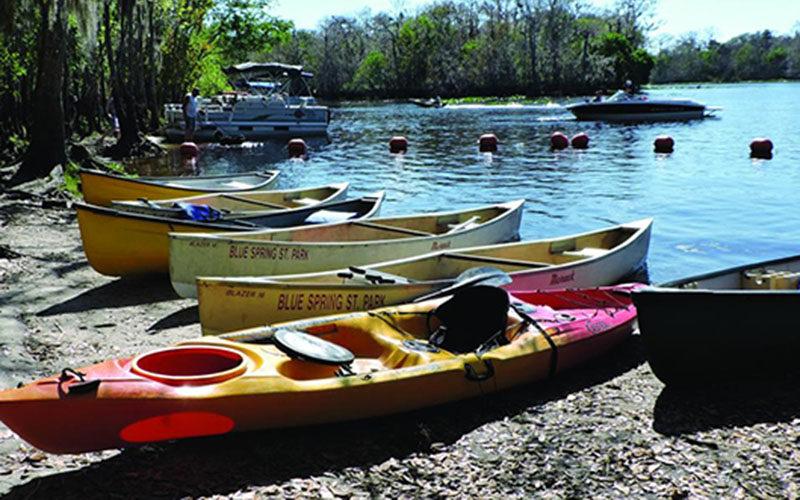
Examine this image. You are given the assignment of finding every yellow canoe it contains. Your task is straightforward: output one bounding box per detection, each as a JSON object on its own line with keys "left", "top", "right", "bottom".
{"left": 169, "top": 200, "right": 525, "bottom": 298}
{"left": 76, "top": 187, "right": 385, "bottom": 276}
{"left": 196, "top": 218, "right": 652, "bottom": 333}
{"left": 79, "top": 168, "right": 280, "bottom": 206}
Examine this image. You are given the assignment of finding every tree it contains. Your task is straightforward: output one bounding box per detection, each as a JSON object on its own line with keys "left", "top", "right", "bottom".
{"left": 11, "top": 0, "right": 73, "bottom": 185}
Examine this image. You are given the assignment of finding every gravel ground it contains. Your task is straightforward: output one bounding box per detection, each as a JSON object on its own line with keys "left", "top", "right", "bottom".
{"left": 0, "top": 180, "right": 798, "bottom": 499}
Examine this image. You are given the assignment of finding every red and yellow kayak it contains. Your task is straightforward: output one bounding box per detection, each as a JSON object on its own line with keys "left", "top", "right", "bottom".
{"left": 0, "top": 285, "right": 640, "bottom": 454}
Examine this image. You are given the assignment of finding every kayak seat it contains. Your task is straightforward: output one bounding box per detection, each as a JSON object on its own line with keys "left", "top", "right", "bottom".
{"left": 428, "top": 285, "right": 510, "bottom": 354}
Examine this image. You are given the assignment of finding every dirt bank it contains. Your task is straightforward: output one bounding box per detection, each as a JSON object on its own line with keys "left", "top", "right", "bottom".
{"left": 0, "top": 181, "right": 798, "bottom": 499}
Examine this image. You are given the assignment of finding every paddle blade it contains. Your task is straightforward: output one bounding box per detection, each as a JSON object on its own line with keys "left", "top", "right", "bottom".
{"left": 413, "top": 267, "right": 511, "bottom": 303}
{"left": 454, "top": 266, "right": 513, "bottom": 287}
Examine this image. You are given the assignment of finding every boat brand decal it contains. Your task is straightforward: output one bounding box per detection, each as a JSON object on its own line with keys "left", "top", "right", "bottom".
{"left": 228, "top": 244, "right": 309, "bottom": 261}
{"left": 549, "top": 270, "right": 575, "bottom": 286}
{"left": 431, "top": 241, "right": 451, "bottom": 251}
{"left": 276, "top": 292, "right": 386, "bottom": 312}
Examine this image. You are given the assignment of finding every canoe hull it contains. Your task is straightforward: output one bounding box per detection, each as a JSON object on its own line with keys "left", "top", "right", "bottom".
{"left": 632, "top": 254, "right": 800, "bottom": 387}
{"left": 196, "top": 218, "right": 651, "bottom": 333}
{"left": 170, "top": 201, "right": 525, "bottom": 298}
{"left": 79, "top": 169, "right": 279, "bottom": 206}
{"left": 633, "top": 288, "right": 800, "bottom": 387}
{"left": 0, "top": 286, "right": 637, "bottom": 454}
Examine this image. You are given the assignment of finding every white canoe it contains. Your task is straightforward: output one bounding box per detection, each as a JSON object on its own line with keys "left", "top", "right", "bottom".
{"left": 170, "top": 200, "right": 525, "bottom": 298}
{"left": 196, "top": 218, "right": 652, "bottom": 333}
{"left": 110, "top": 182, "right": 350, "bottom": 218}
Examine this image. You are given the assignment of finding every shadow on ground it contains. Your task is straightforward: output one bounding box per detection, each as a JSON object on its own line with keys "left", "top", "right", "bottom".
{"left": 2, "top": 338, "right": 646, "bottom": 499}
{"left": 652, "top": 371, "right": 800, "bottom": 436}
{"left": 148, "top": 305, "right": 198, "bottom": 333}
{"left": 37, "top": 275, "right": 181, "bottom": 316}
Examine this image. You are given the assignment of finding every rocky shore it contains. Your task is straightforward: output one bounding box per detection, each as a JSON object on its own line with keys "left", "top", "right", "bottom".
{"left": 0, "top": 176, "right": 798, "bottom": 499}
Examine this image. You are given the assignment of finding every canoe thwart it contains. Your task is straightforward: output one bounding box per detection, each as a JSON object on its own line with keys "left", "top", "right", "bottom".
{"left": 443, "top": 252, "right": 551, "bottom": 268}
{"left": 346, "top": 266, "right": 415, "bottom": 284}
{"left": 351, "top": 220, "right": 433, "bottom": 237}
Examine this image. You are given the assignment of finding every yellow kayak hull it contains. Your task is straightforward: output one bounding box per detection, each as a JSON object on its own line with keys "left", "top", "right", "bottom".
{"left": 0, "top": 287, "right": 637, "bottom": 453}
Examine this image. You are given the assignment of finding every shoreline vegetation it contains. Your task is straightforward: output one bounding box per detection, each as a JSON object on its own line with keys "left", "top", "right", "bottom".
{"left": 1, "top": 0, "right": 799, "bottom": 187}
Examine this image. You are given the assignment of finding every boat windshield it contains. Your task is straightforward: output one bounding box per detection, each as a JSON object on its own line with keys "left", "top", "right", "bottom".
{"left": 607, "top": 90, "right": 635, "bottom": 102}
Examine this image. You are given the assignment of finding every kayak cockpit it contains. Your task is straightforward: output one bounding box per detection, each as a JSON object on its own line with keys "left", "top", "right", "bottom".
{"left": 255, "top": 286, "right": 530, "bottom": 381}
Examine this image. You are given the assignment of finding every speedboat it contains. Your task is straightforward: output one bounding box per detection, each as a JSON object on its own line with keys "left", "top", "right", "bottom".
{"left": 566, "top": 91, "right": 713, "bottom": 122}
{"left": 164, "top": 62, "right": 330, "bottom": 142}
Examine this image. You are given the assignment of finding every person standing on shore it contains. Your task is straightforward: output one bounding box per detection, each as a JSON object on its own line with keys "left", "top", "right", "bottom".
{"left": 182, "top": 87, "right": 200, "bottom": 141}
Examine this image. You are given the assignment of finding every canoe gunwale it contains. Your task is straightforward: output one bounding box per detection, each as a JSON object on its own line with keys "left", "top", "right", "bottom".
{"left": 111, "top": 182, "right": 351, "bottom": 214}
{"left": 79, "top": 167, "right": 281, "bottom": 187}
{"left": 657, "top": 253, "right": 800, "bottom": 288}
{"left": 178, "top": 199, "right": 526, "bottom": 247}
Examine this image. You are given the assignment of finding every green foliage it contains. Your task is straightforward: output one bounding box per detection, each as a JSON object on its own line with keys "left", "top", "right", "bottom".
{"left": 652, "top": 31, "right": 798, "bottom": 83}
{"left": 348, "top": 52, "right": 389, "bottom": 93}
{"left": 629, "top": 49, "right": 654, "bottom": 84}
{"left": 206, "top": 0, "right": 293, "bottom": 64}
{"left": 445, "top": 95, "right": 551, "bottom": 105}
{"left": 61, "top": 161, "right": 82, "bottom": 198}
{"left": 194, "top": 46, "right": 231, "bottom": 96}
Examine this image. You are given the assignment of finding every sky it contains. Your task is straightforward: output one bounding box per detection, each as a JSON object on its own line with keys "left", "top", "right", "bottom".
{"left": 271, "top": 0, "right": 800, "bottom": 44}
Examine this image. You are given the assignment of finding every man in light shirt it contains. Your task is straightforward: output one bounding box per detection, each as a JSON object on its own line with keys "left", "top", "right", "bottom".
{"left": 182, "top": 87, "right": 200, "bottom": 141}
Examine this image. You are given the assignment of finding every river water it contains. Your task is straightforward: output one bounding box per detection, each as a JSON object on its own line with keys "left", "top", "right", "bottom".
{"left": 140, "top": 82, "right": 800, "bottom": 284}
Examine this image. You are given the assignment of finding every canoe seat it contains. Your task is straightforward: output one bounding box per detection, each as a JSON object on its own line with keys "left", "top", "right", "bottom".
{"left": 560, "top": 247, "right": 609, "bottom": 259}
{"left": 445, "top": 216, "right": 481, "bottom": 234}
{"left": 305, "top": 210, "right": 359, "bottom": 224}
{"left": 293, "top": 197, "right": 321, "bottom": 206}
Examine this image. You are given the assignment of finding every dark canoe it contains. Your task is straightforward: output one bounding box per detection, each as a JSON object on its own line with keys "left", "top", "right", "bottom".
{"left": 632, "top": 254, "right": 800, "bottom": 387}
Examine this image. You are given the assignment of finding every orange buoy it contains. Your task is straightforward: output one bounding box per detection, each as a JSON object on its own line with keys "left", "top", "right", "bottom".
{"left": 750, "top": 137, "right": 773, "bottom": 159}
{"left": 550, "top": 132, "right": 569, "bottom": 150}
{"left": 287, "top": 138, "right": 307, "bottom": 158}
{"left": 570, "top": 133, "right": 589, "bottom": 149}
{"left": 654, "top": 135, "right": 674, "bottom": 153}
{"left": 179, "top": 142, "right": 199, "bottom": 157}
{"left": 389, "top": 136, "right": 408, "bottom": 153}
{"left": 478, "top": 133, "right": 499, "bottom": 152}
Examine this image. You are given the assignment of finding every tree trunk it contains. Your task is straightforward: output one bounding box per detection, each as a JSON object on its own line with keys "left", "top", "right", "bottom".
{"left": 147, "top": 0, "right": 160, "bottom": 131}
{"left": 105, "top": 0, "right": 142, "bottom": 158}
{"left": 12, "top": 0, "right": 68, "bottom": 186}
